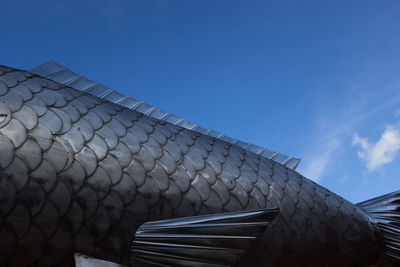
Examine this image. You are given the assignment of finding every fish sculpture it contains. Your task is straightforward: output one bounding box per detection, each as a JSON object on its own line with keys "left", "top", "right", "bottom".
{"left": 0, "top": 61, "right": 398, "bottom": 267}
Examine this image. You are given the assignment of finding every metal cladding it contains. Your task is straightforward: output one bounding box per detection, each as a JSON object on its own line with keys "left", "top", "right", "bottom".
{"left": 358, "top": 191, "right": 400, "bottom": 264}
{"left": 30, "top": 60, "right": 301, "bottom": 171}
{"left": 131, "top": 208, "right": 279, "bottom": 266}
{"left": 0, "top": 63, "right": 396, "bottom": 267}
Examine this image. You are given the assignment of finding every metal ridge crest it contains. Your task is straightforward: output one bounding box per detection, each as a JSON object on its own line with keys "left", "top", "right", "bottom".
{"left": 30, "top": 60, "right": 301, "bottom": 170}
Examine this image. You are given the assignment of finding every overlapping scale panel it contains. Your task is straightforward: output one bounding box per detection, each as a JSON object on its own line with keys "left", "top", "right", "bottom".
{"left": 30, "top": 60, "right": 300, "bottom": 170}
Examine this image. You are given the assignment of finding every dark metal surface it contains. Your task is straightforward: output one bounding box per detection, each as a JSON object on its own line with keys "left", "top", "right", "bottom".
{"left": 131, "top": 208, "right": 278, "bottom": 266}
{"left": 358, "top": 191, "right": 400, "bottom": 265}
{"left": 30, "top": 60, "right": 301, "bottom": 170}
{"left": 0, "top": 64, "right": 389, "bottom": 267}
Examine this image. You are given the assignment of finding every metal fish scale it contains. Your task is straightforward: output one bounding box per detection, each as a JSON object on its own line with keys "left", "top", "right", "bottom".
{"left": 0, "top": 64, "right": 397, "bottom": 267}
{"left": 30, "top": 60, "right": 301, "bottom": 170}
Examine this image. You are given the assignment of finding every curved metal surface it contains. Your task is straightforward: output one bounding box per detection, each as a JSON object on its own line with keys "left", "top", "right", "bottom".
{"left": 358, "top": 191, "right": 400, "bottom": 265}
{"left": 30, "top": 60, "right": 301, "bottom": 170}
{"left": 0, "top": 64, "right": 385, "bottom": 266}
{"left": 131, "top": 208, "right": 278, "bottom": 266}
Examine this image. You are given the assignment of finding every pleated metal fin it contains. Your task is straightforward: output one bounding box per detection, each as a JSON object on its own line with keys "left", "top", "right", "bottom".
{"left": 358, "top": 191, "right": 400, "bottom": 265}
{"left": 130, "top": 208, "right": 279, "bottom": 267}
{"left": 30, "top": 60, "right": 301, "bottom": 170}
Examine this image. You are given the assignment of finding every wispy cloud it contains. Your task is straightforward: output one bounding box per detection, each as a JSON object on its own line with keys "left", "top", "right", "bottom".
{"left": 300, "top": 131, "right": 343, "bottom": 182}
{"left": 353, "top": 125, "right": 400, "bottom": 172}
{"left": 297, "top": 79, "right": 400, "bottom": 182}
{"left": 339, "top": 174, "right": 349, "bottom": 184}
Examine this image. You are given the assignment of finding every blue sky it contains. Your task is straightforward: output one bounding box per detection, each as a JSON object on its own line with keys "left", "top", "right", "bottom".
{"left": 1, "top": 0, "right": 400, "bottom": 203}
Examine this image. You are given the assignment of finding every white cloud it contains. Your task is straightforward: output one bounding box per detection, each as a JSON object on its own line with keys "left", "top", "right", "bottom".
{"left": 297, "top": 78, "right": 400, "bottom": 183}
{"left": 299, "top": 135, "right": 341, "bottom": 182}
{"left": 352, "top": 125, "right": 400, "bottom": 172}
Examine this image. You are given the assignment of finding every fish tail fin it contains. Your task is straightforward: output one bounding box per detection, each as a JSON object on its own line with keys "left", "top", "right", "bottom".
{"left": 358, "top": 191, "right": 400, "bottom": 265}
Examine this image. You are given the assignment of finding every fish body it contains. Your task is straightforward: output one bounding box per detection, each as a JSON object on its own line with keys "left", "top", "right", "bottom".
{"left": 0, "top": 64, "right": 396, "bottom": 266}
